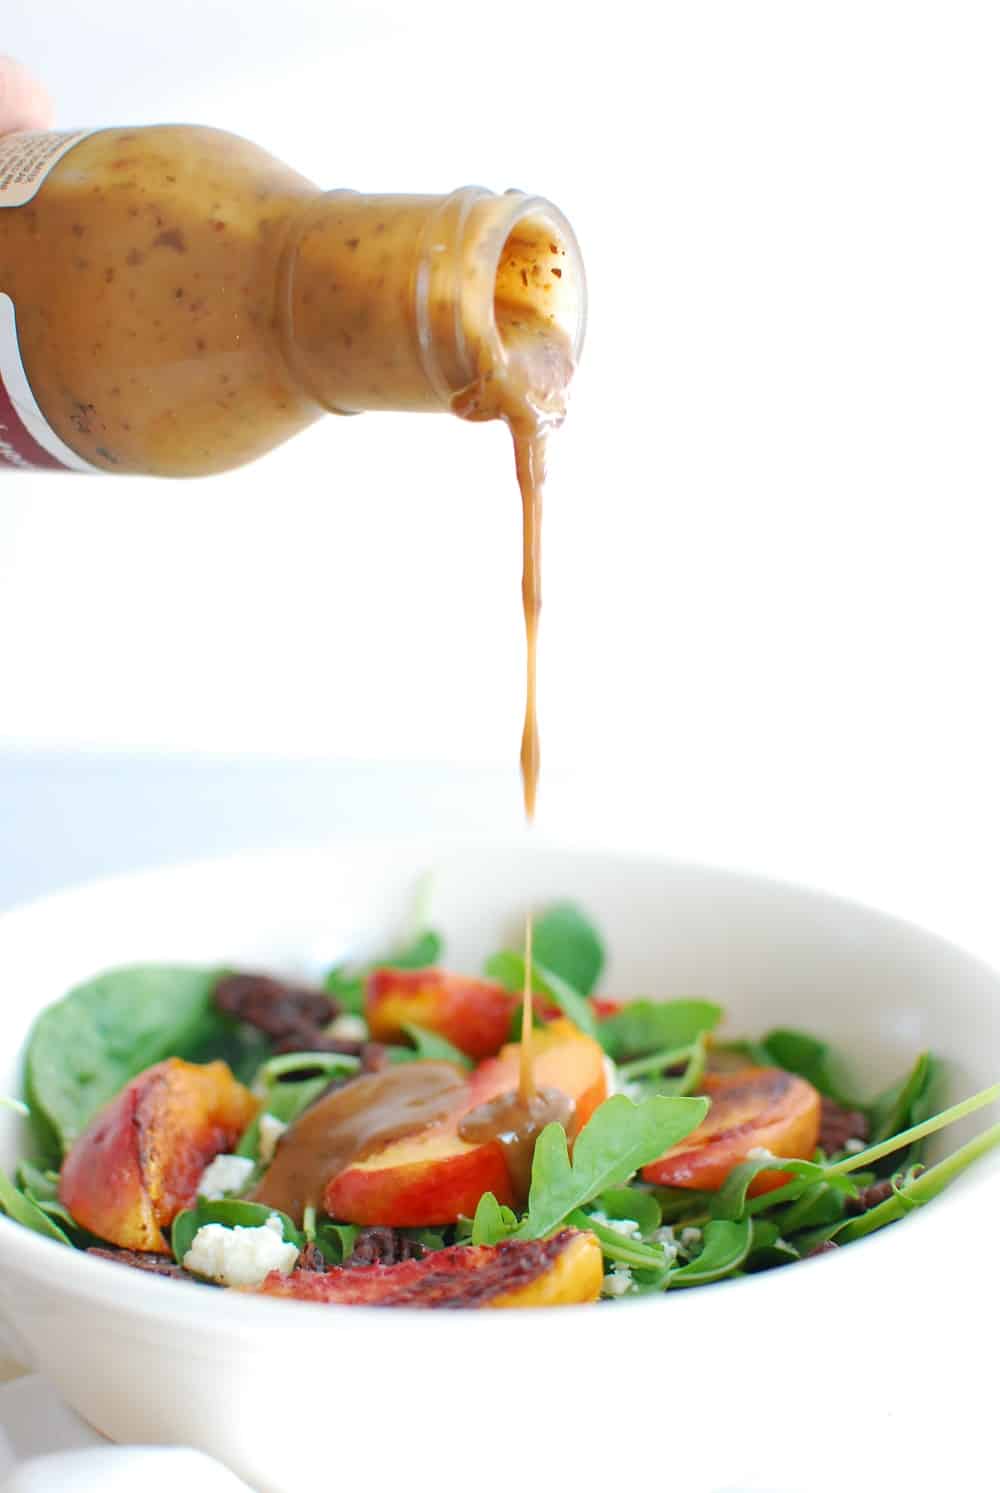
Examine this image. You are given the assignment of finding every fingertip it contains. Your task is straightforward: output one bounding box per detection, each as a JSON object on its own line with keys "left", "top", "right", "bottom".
{"left": 0, "top": 56, "right": 54, "bottom": 133}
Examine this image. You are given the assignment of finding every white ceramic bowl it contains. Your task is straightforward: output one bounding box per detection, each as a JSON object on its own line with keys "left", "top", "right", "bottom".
{"left": 0, "top": 842, "right": 997, "bottom": 1493}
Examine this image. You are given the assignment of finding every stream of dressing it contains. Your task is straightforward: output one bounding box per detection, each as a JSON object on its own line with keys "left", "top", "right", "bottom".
{"left": 256, "top": 304, "right": 577, "bottom": 1216}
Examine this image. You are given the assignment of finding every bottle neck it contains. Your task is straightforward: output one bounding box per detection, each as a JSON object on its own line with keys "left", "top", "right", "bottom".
{"left": 278, "top": 186, "right": 586, "bottom": 422}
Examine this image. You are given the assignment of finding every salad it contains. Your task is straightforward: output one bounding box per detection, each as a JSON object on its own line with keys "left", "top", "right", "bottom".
{"left": 2, "top": 902, "right": 997, "bottom": 1309}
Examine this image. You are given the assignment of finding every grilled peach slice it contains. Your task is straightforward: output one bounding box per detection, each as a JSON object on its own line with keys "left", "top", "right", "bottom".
{"left": 366, "top": 968, "right": 518, "bottom": 1059}
{"left": 325, "top": 1019, "right": 608, "bottom": 1225}
{"left": 255, "top": 1229, "right": 602, "bottom": 1308}
{"left": 641, "top": 1066, "right": 821, "bottom": 1195}
{"left": 59, "top": 1059, "right": 257, "bottom": 1253}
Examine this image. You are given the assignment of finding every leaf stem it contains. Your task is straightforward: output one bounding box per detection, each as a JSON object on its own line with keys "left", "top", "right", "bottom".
{"left": 618, "top": 1043, "right": 694, "bottom": 1083}
{"left": 836, "top": 1119, "right": 1000, "bottom": 1243}
{"left": 827, "top": 1083, "right": 999, "bottom": 1177}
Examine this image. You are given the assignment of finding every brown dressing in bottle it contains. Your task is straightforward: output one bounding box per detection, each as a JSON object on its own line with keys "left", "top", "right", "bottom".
{"left": 253, "top": 1061, "right": 465, "bottom": 1224}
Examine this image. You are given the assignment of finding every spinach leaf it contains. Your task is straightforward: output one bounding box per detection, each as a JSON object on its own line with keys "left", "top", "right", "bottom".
{"left": 757, "top": 1028, "right": 859, "bottom": 1108}
{"left": 598, "top": 1001, "right": 722, "bottom": 1062}
{"left": 400, "top": 1024, "right": 473, "bottom": 1070}
{"left": 16, "top": 1161, "right": 59, "bottom": 1203}
{"left": 25, "top": 964, "right": 229, "bottom": 1153}
{"left": 485, "top": 951, "right": 598, "bottom": 1038}
{"left": 530, "top": 904, "right": 605, "bottom": 997}
{"left": 0, "top": 1166, "right": 73, "bottom": 1246}
{"left": 667, "top": 1217, "right": 752, "bottom": 1286}
{"left": 172, "top": 1199, "right": 303, "bottom": 1265}
{"left": 518, "top": 1093, "right": 708, "bottom": 1241}
{"left": 471, "top": 1192, "right": 520, "bottom": 1245}
{"left": 325, "top": 930, "right": 443, "bottom": 1015}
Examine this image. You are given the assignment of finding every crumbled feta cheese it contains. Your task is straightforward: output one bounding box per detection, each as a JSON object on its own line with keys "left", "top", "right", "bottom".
{"left": 679, "top": 1226, "right": 703, "bottom": 1251}
{"left": 183, "top": 1214, "right": 299, "bottom": 1287}
{"left": 588, "top": 1209, "right": 643, "bottom": 1241}
{"left": 196, "top": 1153, "right": 255, "bottom": 1201}
{"left": 326, "top": 1013, "right": 369, "bottom": 1043}
{"left": 844, "top": 1137, "right": 865, "bottom": 1154}
{"left": 601, "top": 1263, "right": 634, "bottom": 1298}
{"left": 257, "top": 1112, "right": 288, "bottom": 1165}
{"left": 747, "top": 1147, "right": 774, "bottom": 1161}
{"left": 651, "top": 1225, "right": 679, "bottom": 1262}
{"left": 621, "top": 1081, "right": 647, "bottom": 1103}
{"left": 603, "top": 1056, "right": 620, "bottom": 1094}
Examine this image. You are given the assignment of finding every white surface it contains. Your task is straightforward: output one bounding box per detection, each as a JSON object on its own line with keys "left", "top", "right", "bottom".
{"left": 1, "top": 1, "right": 1000, "bottom": 885}
{"left": 0, "top": 841, "right": 996, "bottom": 1493}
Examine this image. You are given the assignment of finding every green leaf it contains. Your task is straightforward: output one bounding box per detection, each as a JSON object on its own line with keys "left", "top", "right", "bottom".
{"left": 744, "top": 1218, "right": 800, "bottom": 1272}
{"left": 16, "top": 1161, "right": 60, "bottom": 1203}
{"left": 598, "top": 1001, "right": 722, "bottom": 1062}
{"left": 172, "top": 1199, "right": 303, "bottom": 1266}
{"left": 711, "top": 1154, "right": 854, "bottom": 1221}
{"left": 314, "top": 1221, "right": 359, "bottom": 1265}
{"left": 0, "top": 1166, "right": 73, "bottom": 1246}
{"left": 667, "top": 1217, "right": 753, "bottom": 1286}
{"left": 530, "top": 903, "right": 605, "bottom": 997}
{"left": 400, "top": 1024, "right": 473, "bottom": 1070}
{"left": 569, "top": 1210, "right": 667, "bottom": 1269}
{"left": 25, "top": 965, "right": 229, "bottom": 1153}
{"left": 868, "top": 1052, "right": 939, "bottom": 1151}
{"left": 757, "top": 1028, "right": 859, "bottom": 1108}
{"left": 471, "top": 1191, "right": 520, "bottom": 1245}
{"left": 484, "top": 951, "right": 598, "bottom": 1039}
{"left": 324, "top": 930, "right": 443, "bottom": 1015}
{"left": 518, "top": 1093, "right": 708, "bottom": 1241}
{"left": 593, "top": 1186, "right": 662, "bottom": 1238}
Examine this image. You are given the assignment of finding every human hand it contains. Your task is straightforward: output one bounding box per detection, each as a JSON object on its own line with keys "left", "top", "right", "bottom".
{"left": 0, "top": 57, "right": 52, "bottom": 133}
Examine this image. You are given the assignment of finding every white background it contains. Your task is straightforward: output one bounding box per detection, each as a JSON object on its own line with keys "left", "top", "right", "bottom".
{"left": 2, "top": 1, "right": 1000, "bottom": 950}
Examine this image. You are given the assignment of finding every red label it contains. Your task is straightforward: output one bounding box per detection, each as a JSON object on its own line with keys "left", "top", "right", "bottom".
{"left": 0, "top": 372, "right": 65, "bottom": 470}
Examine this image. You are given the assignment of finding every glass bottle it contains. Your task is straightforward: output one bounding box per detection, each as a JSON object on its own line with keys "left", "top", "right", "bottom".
{"left": 0, "top": 125, "right": 586, "bottom": 476}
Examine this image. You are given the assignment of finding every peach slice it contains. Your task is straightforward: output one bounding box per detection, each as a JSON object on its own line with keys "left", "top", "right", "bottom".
{"left": 325, "top": 1019, "right": 608, "bottom": 1226}
{"left": 59, "top": 1058, "right": 258, "bottom": 1253}
{"left": 255, "top": 1228, "right": 602, "bottom": 1308}
{"left": 366, "top": 968, "right": 518, "bottom": 1059}
{"left": 641, "top": 1066, "right": 821, "bottom": 1194}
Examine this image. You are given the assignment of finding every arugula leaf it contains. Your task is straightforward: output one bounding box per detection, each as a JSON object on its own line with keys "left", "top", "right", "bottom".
{"left": 744, "top": 1218, "right": 800, "bottom": 1272}
{"left": 485, "top": 952, "right": 598, "bottom": 1039}
{"left": 568, "top": 1210, "right": 667, "bottom": 1269}
{"left": 471, "top": 1192, "right": 520, "bottom": 1245}
{"left": 667, "top": 1218, "right": 752, "bottom": 1286}
{"left": 868, "top": 1052, "right": 940, "bottom": 1155}
{"left": 757, "top": 1028, "right": 859, "bottom": 1108}
{"left": 598, "top": 1001, "right": 722, "bottom": 1062}
{"left": 593, "top": 1186, "right": 662, "bottom": 1238}
{"left": 314, "top": 1221, "right": 359, "bottom": 1265}
{"left": 530, "top": 904, "right": 605, "bottom": 997}
{"left": 25, "top": 965, "right": 230, "bottom": 1153}
{"left": 325, "top": 930, "right": 443, "bottom": 1015}
{"left": 172, "top": 1199, "right": 303, "bottom": 1265}
{"left": 400, "top": 1024, "right": 473, "bottom": 1070}
{"left": 0, "top": 1166, "right": 73, "bottom": 1246}
{"left": 518, "top": 1094, "right": 708, "bottom": 1241}
{"left": 711, "top": 1154, "right": 855, "bottom": 1221}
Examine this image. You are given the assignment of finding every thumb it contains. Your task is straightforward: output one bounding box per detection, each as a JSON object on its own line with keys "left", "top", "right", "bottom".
{"left": 0, "top": 58, "right": 53, "bottom": 134}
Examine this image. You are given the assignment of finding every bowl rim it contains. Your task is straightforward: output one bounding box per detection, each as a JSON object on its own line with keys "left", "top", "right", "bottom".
{"left": 0, "top": 835, "right": 996, "bottom": 1337}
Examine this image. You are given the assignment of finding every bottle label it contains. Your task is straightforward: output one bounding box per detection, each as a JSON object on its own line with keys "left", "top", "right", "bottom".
{"left": 0, "top": 130, "right": 94, "bottom": 208}
{"left": 0, "top": 294, "right": 98, "bottom": 472}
